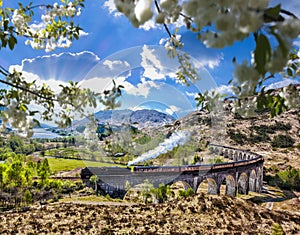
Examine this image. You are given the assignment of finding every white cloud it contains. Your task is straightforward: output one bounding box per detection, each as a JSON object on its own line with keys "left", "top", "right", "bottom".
{"left": 8, "top": 66, "right": 68, "bottom": 93}
{"left": 205, "top": 55, "right": 223, "bottom": 69}
{"left": 102, "top": 59, "right": 130, "bottom": 71}
{"left": 9, "top": 51, "right": 100, "bottom": 82}
{"left": 212, "top": 85, "right": 234, "bottom": 95}
{"left": 82, "top": 75, "right": 161, "bottom": 98}
{"left": 103, "top": 0, "right": 122, "bottom": 17}
{"left": 125, "top": 78, "right": 162, "bottom": 97}
{"left": 165, "top": 105, "right": 180, "bottom": 116}
{"left": 79, "top": 30, "right": 89, "bottom": 37}
{"left": 293, "top": 37, "right": 300, "bottom": 47}
{"left": 159, "top": 37, "right": 168, "bottom": 46}
{"left": 128, "top": 106, "right": 144, "bottom": 111}
{"left": 266, "top": 79, "right": 300, "bottom": 90}
{"left": 79, "top": 77, "right": 120, "bottom": 93}
{"left": 140, "top": 45, "right": 178, "bottom": 80}
{"left": 141, "top": 45, "right": 166, "bottom": 80}
{"left": 185, "top": 91, "right": 198, "bottom": 98}
{"left": 18, "top": 51, "right": 100, "bottom": 65}
{"left": 139, "top": 18, "right": 159, "bottom": 31}
{"left": 29, "top": 22, "right": 45, "bottom": 32}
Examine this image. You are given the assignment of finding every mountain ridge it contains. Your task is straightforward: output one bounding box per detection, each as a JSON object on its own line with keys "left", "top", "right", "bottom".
{"left": 73, "top": 109, "right": 176, "bottom": 129}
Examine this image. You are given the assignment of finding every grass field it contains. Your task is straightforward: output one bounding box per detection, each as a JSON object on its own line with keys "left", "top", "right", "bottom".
{"left": 47, "top": 158, "right": 122, "bottom": 172}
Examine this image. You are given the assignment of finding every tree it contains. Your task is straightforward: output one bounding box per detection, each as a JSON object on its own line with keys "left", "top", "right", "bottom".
{"left": 37, "top": 159, "right": 51, "bottom": 186}
{"left": 0, "top": 164, "right": 7, "bottom": 189}
{"left": 6, "top": 158, "right": 24, "bottom": 187}
{"left": 23, "top": 189, "right": 32, "bottom": 205}
{"left": 0, "top": 1, "right": 123, "bottom": 135}
{"left": 0, "top": 0, "right": 300, "bottom": 135}
{"left": 24, "top": 161, "right": 35, "bottom": 186}
{"left": 8, "top": 134, "right": 23, "bottom": 152}
{"left": 89, "top": 175, "right": 98, "bottom": 195}
{"left": 150, "top": 183, "right": 173, "bottom": 203}
{"left": 141, "top": 179, "right": 154, "bottom": 203}
{"left": 116, "top": 0, "right": 300, "bottom": 117}
{"left": 125, "top": 180, "right": 131, "bottom": 191}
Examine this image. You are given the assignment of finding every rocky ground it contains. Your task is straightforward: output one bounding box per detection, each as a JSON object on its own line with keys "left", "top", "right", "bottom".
{"left": 0, "top": 193, "right": 299, "bottom": 234}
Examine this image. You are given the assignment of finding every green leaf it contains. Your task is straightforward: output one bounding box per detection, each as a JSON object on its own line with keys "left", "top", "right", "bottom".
{"left": 19, "top": 103, "right": 27, "bottom": 111}
{"left": 264, "top": 4, "right": 281, "bottom": 23}
{"left": 287, "top": 68, "right": 293, "bottom": 77}
{"left": 8, "top": 36, "right": 17, "bottom": 50}
{"left": 3, "top": 20, "right": 9, "bottom": 30}
{"left": 272, "top": 32, "right": 289, "bottom": 58}
{"left": 254, "top": 34, "right": 271, "bottom": 76}
{"left": 33, "top": 118, "right": 40, "bottom": 127}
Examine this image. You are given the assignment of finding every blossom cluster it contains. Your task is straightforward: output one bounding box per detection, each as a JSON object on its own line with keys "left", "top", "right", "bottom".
{"left": 11, "top": 2, "right": 82, "bottom": 52}
{"left": 183, "top": 0, "right": 269, "bottom": 48}
{"left": 164, "top": 34, "right": 183, "bottom": 57}
{"left": 232, "top": 61, "right": 260, "bottom": 97}
{"left": 11, "top": 9, "right": 32, "bottom": 35}
{"left": 114, "top": 0, "right": 181, "bottom": 28}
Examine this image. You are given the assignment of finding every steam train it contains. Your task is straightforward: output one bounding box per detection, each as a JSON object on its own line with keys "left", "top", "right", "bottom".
{"left": 130, "top": 155, "right": 263, "bottom": 173}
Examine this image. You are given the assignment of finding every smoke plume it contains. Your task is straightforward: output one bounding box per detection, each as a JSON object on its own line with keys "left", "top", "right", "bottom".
{"left": 128, "top": 130, "right": 190, "bottom": 166}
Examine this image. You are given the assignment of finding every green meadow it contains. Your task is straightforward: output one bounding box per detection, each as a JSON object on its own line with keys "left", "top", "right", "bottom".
{"left": 47, "top": 158, "right": 122, "bottom": 172}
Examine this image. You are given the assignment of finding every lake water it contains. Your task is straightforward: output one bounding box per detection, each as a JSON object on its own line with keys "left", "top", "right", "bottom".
{"left": 31, "top": 128, "right": 61, "bottom": 139}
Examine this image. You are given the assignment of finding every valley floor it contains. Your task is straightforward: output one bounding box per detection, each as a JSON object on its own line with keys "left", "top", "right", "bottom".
{"left": 0, "top": 193, "right": 299, "bottom": 234}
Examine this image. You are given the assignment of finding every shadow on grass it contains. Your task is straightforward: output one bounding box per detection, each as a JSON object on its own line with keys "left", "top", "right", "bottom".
{"left": 246, "top": 186, "right": 297, "bottom": 204}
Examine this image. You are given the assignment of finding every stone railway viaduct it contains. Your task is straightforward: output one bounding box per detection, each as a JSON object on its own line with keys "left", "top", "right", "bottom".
{"left": 81, "top": 145, "right": 264, "bottom": 198}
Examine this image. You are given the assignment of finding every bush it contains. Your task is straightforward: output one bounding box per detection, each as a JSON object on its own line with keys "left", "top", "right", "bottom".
{"left": 151, "top": 184, "right": 173, "bottom": 203}
{"left": 178, "top": 188, "right": 195, "bottom": 198}
{"left": 228, "top": 129, "right": 247, "bottom": 145}
{"left": 266, "top": 167, "right": 300, "bottom": 190}
{"left": 271, "top": 223, "right": 284, "bottom": 235}
{"left": 277, "top": 167, "right": 300, "bottom": 190}
{"left": 24, "top": 189, "right": 32, "bottom": 205}
{"left": 208, "top": 158, "right": 223, "bottom": 164}
{"left": 271, "top": 135, "right": 295, "bottom": 148}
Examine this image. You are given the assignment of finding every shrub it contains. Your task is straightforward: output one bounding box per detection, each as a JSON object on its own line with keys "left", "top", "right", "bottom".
{"left": 277, "top": 167, "right": 300, "bottom": 190}
{"left": 271, "top": 135, "right": 295, "bottom": 148}
{"left": 24, "top": 189, "right": 32, "bottom": 205}
{"left": 271, "top": 122, "right": 292, "bottom": 132}
{"left": 266, "top": 167, "right": 300, "bottom": 190}
{"left": 151, "top": 184, "right": 173, "bottom": 203}
{"left": 271, "top": 223, "right": 284, "bottom": 235}
{"left": 228, "top": 129, "right": 247, "bottom": 145}
{"left": 208, "top": 158, "right": 223, "bottom": 164}
{"left": 179, "top": 188, "right": 195, "bottom": 198}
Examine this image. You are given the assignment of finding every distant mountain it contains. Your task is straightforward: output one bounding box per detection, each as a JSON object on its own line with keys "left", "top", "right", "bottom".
{"left": 73, "top": 109, "right": 176, "bottom": 129}
{"left": 35, "top": 123, "right": 54, "bottom": 129}
{"left": 129, "top": 109, "right": 176, "bottom": 128}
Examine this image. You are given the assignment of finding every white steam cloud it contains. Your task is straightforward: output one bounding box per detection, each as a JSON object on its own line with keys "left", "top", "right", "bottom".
{"left": 128, "top": 130, "right": 190, "bottom": 166}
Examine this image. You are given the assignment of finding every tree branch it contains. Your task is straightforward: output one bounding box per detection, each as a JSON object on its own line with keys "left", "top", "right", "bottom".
{"left": 0, "top": 65, "right": 57, "bottom": 102}
{"left": 0, "top": 77, "right": 57, "bottom": 102}
{"left": 154, "top": 0, "right": 173, "bottom": 40}
{"left": 280, "top": 9, "right": 299, "bottom": 20}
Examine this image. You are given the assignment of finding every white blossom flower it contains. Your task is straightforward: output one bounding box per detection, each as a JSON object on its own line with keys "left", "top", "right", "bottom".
{"left": 248, "top": 0, "right": 270, "bottom": 10}
{"left": 135, "top": 0, "right": 153, "bottom": 24}
{"left": 160, "top": 0, "right": 177, "bottom": 11}
{"left": 277, "top": 18, "right": 300, "bottom": 39}
{"left": 77, "top": 8, "right": 82, "bottom": 16}
{"left": 156, "top": 12, "right": 165, "bottom": 24}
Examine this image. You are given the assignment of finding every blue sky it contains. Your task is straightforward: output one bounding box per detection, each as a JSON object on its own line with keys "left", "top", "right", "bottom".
{"left": 1, "top": 0, "right": 300, "bottom": 120}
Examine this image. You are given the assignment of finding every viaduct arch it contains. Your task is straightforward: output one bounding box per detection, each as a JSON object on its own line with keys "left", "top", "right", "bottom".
{"left": 81, "top": 145, "right": 264, "bottom": 198}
